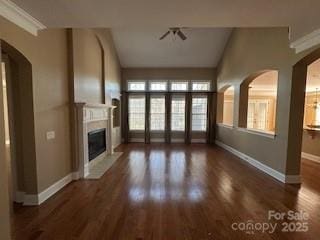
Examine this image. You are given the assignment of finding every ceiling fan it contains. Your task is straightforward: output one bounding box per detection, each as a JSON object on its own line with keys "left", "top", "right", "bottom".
{"left": 159, "top": 27, "right": 187, "bottom": 41}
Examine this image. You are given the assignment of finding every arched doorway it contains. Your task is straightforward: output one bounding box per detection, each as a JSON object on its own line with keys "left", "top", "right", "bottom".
{"left": 291, "top": 48, "right": 320, "bottom": 182}
{"left": 0, "top": 40, "right": 38, "bottom": 205}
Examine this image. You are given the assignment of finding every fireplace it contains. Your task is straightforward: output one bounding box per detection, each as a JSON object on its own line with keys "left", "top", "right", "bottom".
{"left": 88, "top": 128, "right": 106, "bottom": 161}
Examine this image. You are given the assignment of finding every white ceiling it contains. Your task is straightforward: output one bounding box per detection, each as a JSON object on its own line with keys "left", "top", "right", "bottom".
{"left": 8, "top": 0, "right": 320, "bottom": 67}
{"left": 111, "top": 27, "right": 231, "bottom": 68}
{"left": 10, "top": 1, "right": 320, "bottom": 31}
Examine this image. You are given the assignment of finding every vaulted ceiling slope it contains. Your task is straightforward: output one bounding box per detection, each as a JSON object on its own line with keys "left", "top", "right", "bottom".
{"left": 10, "top": 0, "right": 320, "bottom": 41}
{"left": 111, "top": 28, "right": 232, "bottom": 68}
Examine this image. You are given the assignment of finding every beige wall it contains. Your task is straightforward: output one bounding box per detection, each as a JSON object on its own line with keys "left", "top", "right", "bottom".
{"left": 302, "top": 131, "right": 320, "bottom": 156}
{"left": 216, "top": 27, "right": 320, "bottom": 175}
{"left": 95, "top": 29, "right": 122, "bottom": 104}
{"left": 72, "top": 29, "right": 104, "bottom": 104}
{"left": 0, "top": 17, "right": 71, "bottom": 193}
{"left": 71, "top": 29, "right": 122, "bottom": 104}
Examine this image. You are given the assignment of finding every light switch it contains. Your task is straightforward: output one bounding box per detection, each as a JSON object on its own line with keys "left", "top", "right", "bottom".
{"left": 46, "top": 131, "right": 55, "bottom": 140}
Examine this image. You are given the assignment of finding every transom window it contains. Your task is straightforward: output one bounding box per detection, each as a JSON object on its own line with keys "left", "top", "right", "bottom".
{"left": 171, "top": 96, "right": 186, "bottom": 131}
{"left": 128, "top": 81, "right": 145, "bottom": 91}
{"left": 129, "top": 96, "right": 145, "bottom": 130}
{"left": 170, "top": 82, "right": 188, "bottom": 91}
{"left": 192, "top": 97, "right": 208, "bottom": 131}
{"left": 150, "top": 96, "right": 165, "bottom": 130}
{"left": 192, "top": 82, "right": 210, "bottom": 91}
{"left": 150, "top": 81, "right": 167, "bottom": 91}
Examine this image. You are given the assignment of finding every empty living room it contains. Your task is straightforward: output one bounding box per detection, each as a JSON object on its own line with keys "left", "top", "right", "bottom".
{"left": 1, "top": 1, "right": 320, "bottom": 239}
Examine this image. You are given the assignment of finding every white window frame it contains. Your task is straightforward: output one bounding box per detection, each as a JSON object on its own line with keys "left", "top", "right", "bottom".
{"left": 150, "top": 95, "right": 166, "bottom": 131}
{"left": 127, "top": 80, "right": 146, "bottom": 92}
{"left": 171, "top": 95, "right": 186, "bottom": 131}
{"left": 191, "top": 96, "right": 208, "bottom": 132}
{"left": 128, "top": 95, "right": 146, "bottom": 131}
{"left": 247, "top": 99, "right": 273, "bottom": 133}
{"left": 149, "top": 81, "right": 168, "bottom": 91}
{"left": 191, "top": 81, "right": 211, "bottom": 91}
{"left": 170, "top": 81, "right": 189, "bottom": 92}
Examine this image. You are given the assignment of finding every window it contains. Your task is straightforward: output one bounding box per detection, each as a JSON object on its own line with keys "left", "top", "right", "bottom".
{"left": 170, "top": 82, "right": 188, "bottom": 91}
{"left": 222, "top": 86, "right": 234, "bottom": 126}
{"left": 171, "top": 96, "right": 185, "bottom": 131}
{"left": 150, "top": 81, "right": 167, "bottom": 91}
{"left": 246, "top": 71, "right": 278, "bottom": 133}
{"left": 191, "top": 97, "right": 208, "bottom": 131}
{"left": 192, "top": 82, "right": 210, "bottom": 91}
{"left": 150, "top": 96, "right": 165, "bottom": 130}
{"left": 128, "top": 81, "right": 145, "bottom": 91}
{"left": 247, "top": 100, "right": 270, "bottom": 131}
{"left": 129, "top": 96, "right": 145, "bottom": 130}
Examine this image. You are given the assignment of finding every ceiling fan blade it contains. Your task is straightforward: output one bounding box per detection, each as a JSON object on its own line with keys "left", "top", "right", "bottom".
{"left": 177, "top": 30, "right": 187, "bottom": 40}
{"left": 159, "top": 31, "right": 170, "bottom": 40}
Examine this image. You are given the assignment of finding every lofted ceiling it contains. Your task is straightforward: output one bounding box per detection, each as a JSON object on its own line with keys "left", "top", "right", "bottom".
{"left": 9, "top": 0, "right": 320, "bottom": 36}
{"left": 111, "top": 27, "right": 232, "bottom": 68}
{"left": 8, "top": 0, "right": 320, "bottom": 67}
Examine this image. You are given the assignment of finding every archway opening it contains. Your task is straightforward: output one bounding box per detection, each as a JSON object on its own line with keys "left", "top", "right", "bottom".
{"left": 247, "top": 71, "right": 278, "bottom": 133}
{"left": 217, "top": 85, "right": 234, "bottom": 126}
{"left": 1, "top": 40, "right": 37, "bottom": 206}
{"left": 301, "top": 58, "right": 320, "bottom": 164}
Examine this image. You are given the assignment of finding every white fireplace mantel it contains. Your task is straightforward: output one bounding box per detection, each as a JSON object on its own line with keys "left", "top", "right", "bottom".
{"left": 74, "top": 102, "right": 117, "bottom": 178}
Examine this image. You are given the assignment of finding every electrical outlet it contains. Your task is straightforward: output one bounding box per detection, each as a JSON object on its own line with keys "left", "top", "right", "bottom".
{"left": 46, "top": 131, "right": 55, "bottom": 140}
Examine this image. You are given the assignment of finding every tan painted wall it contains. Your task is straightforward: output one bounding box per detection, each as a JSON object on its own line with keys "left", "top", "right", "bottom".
{"left": 95, "top": 29, "right": 122, "bottom": 104}
{"left": 0, "top": 17, "right": 71, "bottom": 193}
{"left": 302, "top": 131, "right": 320, "bottom": 156}
{"left": 72, "top": 29, "right": 104, "bottom": 104}
{"left": 216, "top": 27, "right": 320, "bottom": 175}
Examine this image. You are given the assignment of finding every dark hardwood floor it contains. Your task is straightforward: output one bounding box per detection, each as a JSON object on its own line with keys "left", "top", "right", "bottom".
{"left": 11, "top": 144, "right": 320, "bottom": 240}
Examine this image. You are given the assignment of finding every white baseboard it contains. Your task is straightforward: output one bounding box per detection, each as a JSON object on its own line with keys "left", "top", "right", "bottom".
{"left": 301, "top": 152, "right": 320, "bottom": 163}
{"left": 150, "top": 138, "right": 165, "bottom": 143}
{"left": 215, "top": 140, "right": 300, "bottom": 184}
{"left": 14, "top": 191, "right": 25, "bottom": 203}
{"left": 71, "top": 171, "right": 80, "bottom": 180}
{"left": 171, "top": 138, "right": 185, "bottom": 143}
{"left": 23, "top": 172, "right": 76, "bottom": 206}
{"left": 23, "top": 194, "right": 38, "bottom": 206}
{"left": 191, "top": 139, "right": 207, "bottom": 143}
{"left": 129, "top": 138, "right": 144, "bottom": 143}
{"left": 84, "top": 164, "right": 89, "bottom": 178}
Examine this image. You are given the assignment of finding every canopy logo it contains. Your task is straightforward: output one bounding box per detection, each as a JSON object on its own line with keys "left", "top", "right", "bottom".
{"left": 231, "top": 210, "right": 309, "bottom": 235}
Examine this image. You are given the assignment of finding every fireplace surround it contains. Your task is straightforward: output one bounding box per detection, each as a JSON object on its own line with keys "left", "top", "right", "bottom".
{"left": 74, "top": 103, "right": 117, "bottom": 178}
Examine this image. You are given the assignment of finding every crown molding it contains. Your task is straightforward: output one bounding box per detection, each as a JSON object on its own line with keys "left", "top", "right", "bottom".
{"left": 290, "top": 29, "right": 320, "bottom": 54}
{"left": 0, "top": 0, "right": 46, "bottom": 36}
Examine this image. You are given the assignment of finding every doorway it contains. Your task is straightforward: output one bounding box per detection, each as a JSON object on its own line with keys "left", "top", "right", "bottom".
{"left": 0, "top": 40, "right": 38, "bottom": 206}
{"left": 301, "top": 59, "right": 320, "bottom": 163}
{"left": 1, "top": 58, "right": 18, "bottom": 206}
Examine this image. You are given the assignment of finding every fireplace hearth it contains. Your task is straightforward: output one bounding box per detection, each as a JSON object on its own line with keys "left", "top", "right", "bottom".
{"left": 88, "top": 128, "right": 106, "bottom": 161}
